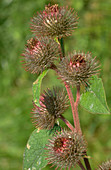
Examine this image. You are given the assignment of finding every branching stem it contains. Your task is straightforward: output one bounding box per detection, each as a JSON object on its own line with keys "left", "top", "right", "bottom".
{"left": 60, "top": 115, "right": 74, "bottom": 131}
{"left": 52, "top": 36, "right": 91, "bottom": 169}
{"left": 64, "top": 82, "right": 81, "bottom": 133}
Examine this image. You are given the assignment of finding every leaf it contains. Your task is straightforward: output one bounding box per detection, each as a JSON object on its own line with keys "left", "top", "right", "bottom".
{"left": 32, "top": 70, "right": 48, "bottom": 106}
{"left": 23, "top": 129, "right": 49, "bottom": 170}
{"left": 23, "top": 124, "right": 61, "bottom": 170}
{"left": 80, "top": 75, "right": 110, "bottom": 114}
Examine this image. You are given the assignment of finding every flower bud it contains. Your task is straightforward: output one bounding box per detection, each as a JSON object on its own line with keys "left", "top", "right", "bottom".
{"left": 31, "top": 87, "right": 69, "bottom": 129}
{"left": 21, "top": 37, "right": 59, "bottom": 74}
{"left": 31, "top": 4, "right": 78, "bottom": 38}
{"left": 46, "top": 130, "right": 87, "bottom": 169}
{"left": 97, "top": 160, "right": 111, "bottom": 170}
{"left": 58, "top": 51, "right": 100, "bottom": 86}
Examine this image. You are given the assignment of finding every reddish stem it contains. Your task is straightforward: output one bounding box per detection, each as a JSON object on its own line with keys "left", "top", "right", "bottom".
{"left": 64, "top": 82, "right": 81, "bottom": 133}
{"left": 50, "top": 65, "right": 91, "bottom": 169}
{"left": 50, "top": 65, "right": 82, "bottom": 134}
{"left": 76, "top": 85, "right": 81, "bottom": 105}
{"left": 74, "top": 85, "right": 82, "bottom": 134}
{"left": 75, "top": 86, "right": 91, "bottom": 169}
{"left": 59, "top": 115, "right": 74, "bottom": 132}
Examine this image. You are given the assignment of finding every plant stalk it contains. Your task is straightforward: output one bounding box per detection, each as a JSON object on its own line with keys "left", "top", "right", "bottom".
{"left": 74, "top": 85, "right": 82, "bottom": 134}
{"left": 60, "top": 115, "right": 74, "bottom": 131}
{"left": 51, "top": 37, "right": 92, "bottom": 170}
{"left": 84, "top": 153, "right": 92, "bottom": 170}
{"left": 58, "top": 38, "right": 65, "bottom": 59}
{"left": 75, "top": 85, "right": 81, "bottom": 105}
{"left": 64, "top": 82, "right": 81, "bottom": 133}
{"left": 75, "top": 86, "right": 91, "bottom": 169}
{"left": 58, "top": 38, "right": 82, "bottom": 134}
{"left": 78, "top": 161, "right": 86, "bottom": 170}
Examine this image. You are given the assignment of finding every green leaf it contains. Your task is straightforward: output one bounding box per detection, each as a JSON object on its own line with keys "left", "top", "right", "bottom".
{"left": 32, "top": 70, "right": 48, "bottom": 106}
{"left": 80, "top": 75, "right": 110, "bottom": 114}
{"left": 23, "top": 124, "right": 61, "bottom": 170}
{"left": 23, "top": 129, "right": 49, "bottom": 170}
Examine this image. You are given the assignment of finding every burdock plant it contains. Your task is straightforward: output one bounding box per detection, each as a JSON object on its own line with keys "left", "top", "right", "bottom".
{"left": 21, "top": 4, "right": 110, "bottom": 170}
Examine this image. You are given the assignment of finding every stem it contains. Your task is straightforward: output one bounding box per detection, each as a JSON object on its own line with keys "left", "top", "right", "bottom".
{"left": 58, "top": 37, "right": 82, "bottom": 134}
{"left": 76, "top": 85, "right": 81, "bottom": 105}
{"left": 50, "top": 62, "right": 82, "bottom": 134}
{"left": 59, "top": 115, "right": 74, "bottom": 131}
{"left": 64, "top": 82, "right": 81, "bottom": 133}
{"left": 58, "top": 38, "right": 65, "bottom": 59}
{"left": 78, "top": 161, "right": 86, "bottom": 170}
{"left": 74, "top": 85, "right": 82, "bottom": 135}
{"left": 51, "top": 40, "right": 92, "bottom": 170}
{"left": 52, "top": 39, "right": 82, "bottom": 134}
{"left": 84, "top": 153, "right": 92, "bottom": 170}
{"left": 58, "top": 36, "right": 82, "bottom": 134}
{"left": 74, "top": 86, "right": 91, "bottom": 169}
{"left": 75, "top": 86, "right": 91, "bottom": 169}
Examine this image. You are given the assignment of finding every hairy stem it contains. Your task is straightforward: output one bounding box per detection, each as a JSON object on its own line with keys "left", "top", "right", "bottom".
{"left": 60, "top": 115, "right": 74, "bottom": 131}
{"left": 78, "top": 161, "right": 86, "bottom": 170}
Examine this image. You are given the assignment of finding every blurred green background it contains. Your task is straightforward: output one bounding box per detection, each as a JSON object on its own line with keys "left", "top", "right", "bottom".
{"left": 0, "top": 0, "right": 111, "bottom": 169}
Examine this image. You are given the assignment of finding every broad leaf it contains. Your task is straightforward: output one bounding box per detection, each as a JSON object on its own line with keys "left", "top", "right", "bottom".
{"left": 32, "top": 70, "right": 48, "bottom": 106}
{"left": 23, "top": 129, "right": 49, "bottom": 170}
{"left": 80, "top": 75, "right": 110, "bottom": 114}
{"left": 23, "top": 124, "right": 61, "bottom": 170}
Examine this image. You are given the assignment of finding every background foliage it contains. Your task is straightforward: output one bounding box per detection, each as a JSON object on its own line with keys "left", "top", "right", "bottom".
{"left": 0, "top": 0, "right": 111, "bottom": 169}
